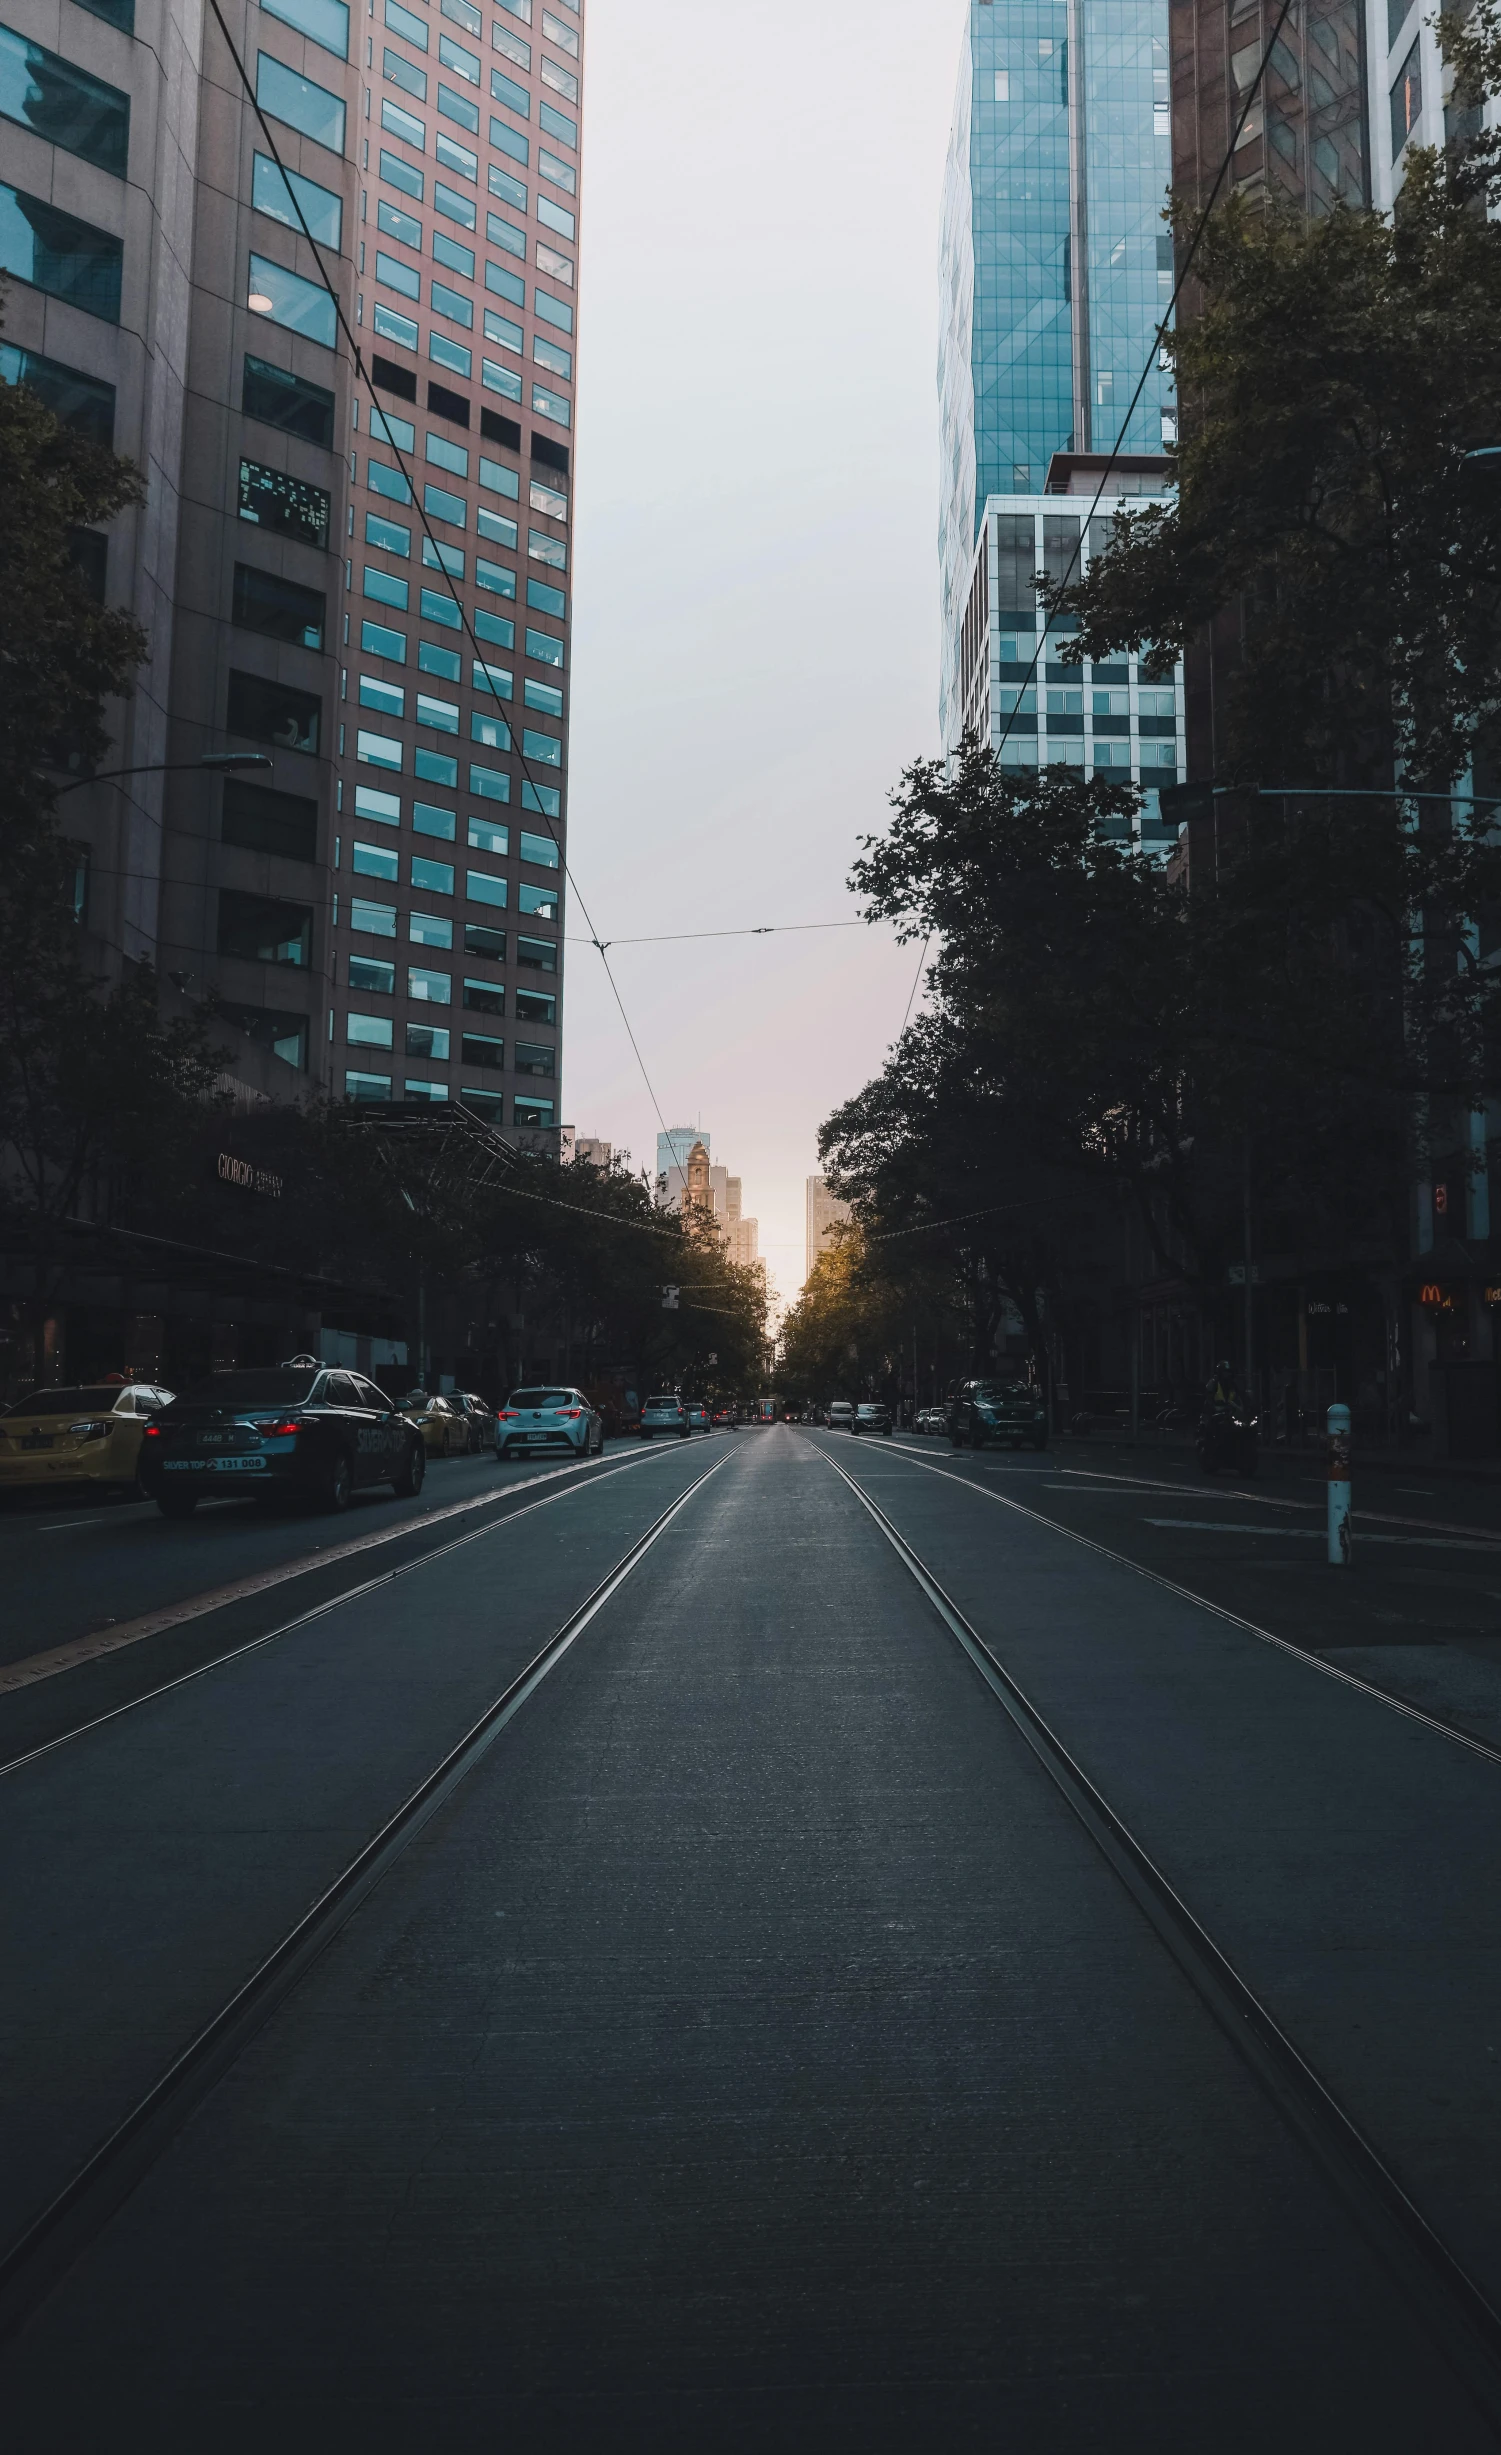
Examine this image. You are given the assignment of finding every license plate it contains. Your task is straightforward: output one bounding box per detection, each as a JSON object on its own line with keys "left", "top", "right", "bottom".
{"left": 165, "top": 1456, "right": 267, "bottom": 1473}
{"left": 197, "top": 1431, "right": 232, "bottom": 1447}
{"left": 20, "top": 1433, "right": 54, "bottom": 1451}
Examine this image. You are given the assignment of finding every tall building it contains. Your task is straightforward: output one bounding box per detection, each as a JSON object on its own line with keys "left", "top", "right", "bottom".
{"left": 1, "top": 0, "right": 583, "bottom": 1135}
{"left": 806, "top": 1175, "right": 851, "bottom": 1280}
{"left": 939, "top": 0, "right": 1183, "bottom": 847}
{"left": 656, "top": 1123, "right": 707, "bottom": 1206}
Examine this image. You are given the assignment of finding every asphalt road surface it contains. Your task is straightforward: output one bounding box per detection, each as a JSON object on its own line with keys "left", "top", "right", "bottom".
{"left": 4, "top": 1425, "right": 1501, "bottom": 2449}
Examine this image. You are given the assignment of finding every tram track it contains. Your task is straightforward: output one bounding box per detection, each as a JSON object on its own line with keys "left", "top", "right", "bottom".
{"left": 813, "top": 1440, "right": 1501, "bottom": 2435}
{"left": 845, "top": 1436, "right": 1501, "bottom": 1770}
{"left": 0, "top": 1446, "right": 734, "bottom": 2346}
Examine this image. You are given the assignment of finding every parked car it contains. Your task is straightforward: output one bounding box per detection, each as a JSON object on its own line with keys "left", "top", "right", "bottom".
{"left": 0, "top": 1379, "right": 176, "bottom": 1501}
{"left": 686, "top": 1402, "right": 712, "bottom": 1434}
{"left": 447, "top": 1391, "right": 496, "bottom": 1454}
{"left": 495, "top": 1385, "right": 605, "bottom": 1460}
{"left": 826, "top": 1400, "right": 856, "bottom": 1431}
{"left": 639, "top": 1393, "right": 691, "bottom": 1440}
{"left": 950, "top": 1378, "right": 1048, "bottom": 1451}
{"left": 398, "top": 1391, "right": 468, "bottom": 1457}
{"left": 140, "top": 1366, "right": 424, "bottom": 1516}
{"left": 851, "top": 1401, "right": 893, "bottom": 1437}
{"left": 914, "top": 1407, "right": 947, "bottom": 1437}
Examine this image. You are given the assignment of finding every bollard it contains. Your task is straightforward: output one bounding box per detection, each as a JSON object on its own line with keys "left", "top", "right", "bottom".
{"left": 1327, "top": 1401, "right": 1352, "bottom": 1566}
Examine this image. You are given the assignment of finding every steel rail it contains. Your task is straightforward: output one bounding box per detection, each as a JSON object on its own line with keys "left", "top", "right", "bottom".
{"left": 851, "top": 1437, "right": 1501, "bottom": 1771}
{"left": 812, "top": 1441, "right": 1501, "bottom": 2432}
{"left": 0, "top": 1439, "right": 690, "bottom": 1778}
{"left": 0, "top": 1447, "right": 733, "bottom": 2344}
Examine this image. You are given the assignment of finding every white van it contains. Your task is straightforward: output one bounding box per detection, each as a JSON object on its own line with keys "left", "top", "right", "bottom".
{"left": 826, "top": 1401, "right": 855, "bottom": 1430}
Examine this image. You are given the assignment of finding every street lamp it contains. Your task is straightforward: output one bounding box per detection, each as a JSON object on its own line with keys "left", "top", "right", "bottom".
{"left": 54, "top": 751, "right": 272, "bottom": 797}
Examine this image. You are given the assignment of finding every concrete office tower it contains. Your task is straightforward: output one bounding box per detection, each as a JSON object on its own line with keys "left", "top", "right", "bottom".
{"left": 805, "top": 1175, "right": 850, "bottom": 1281}
{"left": 0, "top": 0, "right": 583, "bottom": 1134}
{"left": 656, "top": 1124, "right": 708, "bottom": 1207}
{"left": 939, "top": 0, "right": 1185, "bottom": 850}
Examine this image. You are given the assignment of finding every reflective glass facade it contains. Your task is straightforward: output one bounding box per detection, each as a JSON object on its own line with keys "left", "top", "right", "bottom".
{"left": 940, "top": 0, "right": 1173, "bottom": 740}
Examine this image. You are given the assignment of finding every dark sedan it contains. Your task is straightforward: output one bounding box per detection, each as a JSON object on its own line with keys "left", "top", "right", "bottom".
{"left": 139, "top": 1366, "right": 426, "bottom": 1517}
{"left": 950, "top": 1378, "right": 1048, "bottom": 1451}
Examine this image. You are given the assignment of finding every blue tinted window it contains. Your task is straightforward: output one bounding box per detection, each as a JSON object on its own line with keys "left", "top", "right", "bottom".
{"left": 490, "top": 118, "right": 528, "bottom": 163}
{"left": 249, "top": 253, "right": 337, "bottom": 348}
{"left": 376, "top": 248, "right": 420, "bottom": 300}
{"left": 488, "top": 164, "right": 527, "bottom": 210}
{"left": 429, "top": 330, "right": 472, "bottom": 376}
{"left": 253, "top": 153, "right": 342, "bottom": 247}
{"left": 526, "top": 576, "right": 565, "bottom": 617}
{"left": 258, "top": 52, "right": 346, "bottom": 153}
{"left": 436, "top": 130, "right": 477, "bottom": 179}
{"left": 0, "top": 341, "right": 115, "bottom": 443}
{"left": 74, "top": 0, "right": 134, "bottom": 30}
{"left": 361, "top": 619, "right": 407, "bottom": 662}
{"left": 421, "top": 584, "right": 463, "bottom": 626}
{"left": 435, "top": 178, "right": 476, "bottom": 226}
{"left": 385, "top": 0, "right": 428, "bottom": 46}
{"left": 381, "top": 95, "right": 425, "bottom": 149}
{"left": 377, "top": 196, "right": 422, "bottom": 248}
{"left": 439, "top": 82, "right": 480, "bottom": 133}
{"left": 366, "top": 509, "right": 412, "bottom": 556}
{"left": 373, "top": 301, "right": 418, "bottom": 350}
{"left": 433, "top": 230, "right": 474, "bottom": 279}
{"left": 384, "top": 46, "right": 427, "bottom": 100}
{"left": 537, "top": 99, "right": 574, "bottom": 149}
{"left": 380, "top": 147, "right": 423, "bottom": 199}
{"left": 262, "top": 0, "right": 349, "bottom": 60}
{"left": 440, "top": 34, "right": 481, "bottom": 83}
{"left": 364, "top": 565, "right": 410, "bottom": 609}
{"left": 431, "top": 276, "right": 473, "bottom": 327}
{"left": 491, "top": 68, "right": 530, "bottom": 115}
{"left": 534, "top": 288, "right": 572, "bottom": 333}
{"left": 0, "top": 29, "right": 130, "bottom": 175}
{"left": 0, "top": 183, "right": 121, "bottom": 321}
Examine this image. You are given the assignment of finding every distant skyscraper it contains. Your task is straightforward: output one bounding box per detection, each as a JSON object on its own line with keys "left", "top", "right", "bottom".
{"left": 806, "top": 1176, "right": 852, "bottom": 1281}
{"left": 656, "top": 1125, "right": 709, "bottom": 1207}
{"left": 939, "top": 0, "right": 1185, "bottom": 849}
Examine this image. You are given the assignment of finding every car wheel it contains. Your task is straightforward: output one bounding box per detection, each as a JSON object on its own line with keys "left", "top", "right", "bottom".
{"left": 321, "top": 1451, "right": 353, "bottom": 1514}
{"left": 157, "top": 1489, "right": 198, "bottom": 1519}
{"left": 392, "top": 1438, "right": 425, "bottom": 1498}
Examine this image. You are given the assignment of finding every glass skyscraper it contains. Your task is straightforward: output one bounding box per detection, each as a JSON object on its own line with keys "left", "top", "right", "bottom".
{"left": 940, "top": 0, "right": 1175, "bottom": 751}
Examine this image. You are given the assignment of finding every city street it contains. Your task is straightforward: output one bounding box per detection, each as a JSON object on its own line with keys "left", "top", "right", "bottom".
{"left": 4, "top": 1426, "right": 1501, "bottom": 2445}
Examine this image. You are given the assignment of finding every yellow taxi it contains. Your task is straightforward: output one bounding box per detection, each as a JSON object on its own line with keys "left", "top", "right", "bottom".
{"left": 396, "top": 1390, "right": 467, "bottom": 1457}
{"left": 0, "top": 1380, "right": 176, "bottom": 1498}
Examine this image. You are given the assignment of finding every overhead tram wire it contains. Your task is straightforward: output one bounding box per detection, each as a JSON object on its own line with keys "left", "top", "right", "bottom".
{"left": 204, "top": 0, "right": 675, "bottom": 1139}
{"left": 564, "top": 920, "right": 867, "bottom": 950}
{"left": 989, "top": 0, "right": 1299, "bottom": 769}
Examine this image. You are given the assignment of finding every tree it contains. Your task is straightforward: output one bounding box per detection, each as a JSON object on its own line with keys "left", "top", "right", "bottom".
{"left": 0, "top": 306, "right": 147, "bottom": 850}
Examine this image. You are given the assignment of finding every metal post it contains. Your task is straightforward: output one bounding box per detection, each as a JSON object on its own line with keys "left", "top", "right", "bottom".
{"left": 1327, "top": 1401, "right": 1352, "bottom": 1566}
{"left": 1130, "top": 1303, "right": 1140, "bottom": 1446}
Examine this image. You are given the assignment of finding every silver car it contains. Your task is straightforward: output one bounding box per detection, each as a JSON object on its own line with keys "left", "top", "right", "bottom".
{"left": 495, "top": 1385, "right": 604, "bottom": 1459}
{"left": 640, "top": 1393, "right": 690, "bottom": 1440}
{"left": 826, "top": 1400, "right": 855, "bottom": 1431}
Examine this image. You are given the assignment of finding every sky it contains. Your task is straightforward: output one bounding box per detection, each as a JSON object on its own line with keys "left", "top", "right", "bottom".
{"left": 564, "top": 0, "right": 966, "bottom": 1318}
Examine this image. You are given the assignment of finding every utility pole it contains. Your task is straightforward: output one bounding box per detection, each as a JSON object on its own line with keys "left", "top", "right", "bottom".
{"left": 1242, "top": 1131, "right": 1255, "bottom": 1407}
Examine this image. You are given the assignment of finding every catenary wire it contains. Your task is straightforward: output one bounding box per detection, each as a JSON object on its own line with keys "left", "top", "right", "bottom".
{"left": 988, "top": 0, "right": 1298, "bottom": 771}
{"left": 204, "top": 0, "right": 675, "bottom": 1141}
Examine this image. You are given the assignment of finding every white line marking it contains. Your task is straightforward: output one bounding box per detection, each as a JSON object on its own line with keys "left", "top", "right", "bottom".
{"left": 1145, "top": 1519, "right": 1501, "bottom": 1552}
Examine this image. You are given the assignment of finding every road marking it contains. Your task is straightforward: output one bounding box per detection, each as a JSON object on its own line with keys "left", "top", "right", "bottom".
{"left": 0, "top": 1444, "right": 680, "bottom": 1704}
{"left": 805, "top": 1433, "right": 1501, "bottom": 1770}
{"left": 1145, "top": 1519, "right": 1501, "bottom": 1553}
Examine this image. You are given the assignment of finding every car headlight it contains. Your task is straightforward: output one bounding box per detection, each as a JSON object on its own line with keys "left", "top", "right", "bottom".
{"left": 69, "top": 1419, "right": 112, "bottom": 1440}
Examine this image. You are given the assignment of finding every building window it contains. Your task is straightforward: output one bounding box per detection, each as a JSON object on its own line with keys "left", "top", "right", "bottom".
{"left": 441, "top": 33, "right": 482, "bottom": 83}
{"left": 242, "top": 354, "right": 335, "bottom": 447}
{"left": 222, "top": 779, "right": 319, "bottom": 862}
{"left": 348, "top": 1011, "right": 395, "bottom": 1047}
{"left": 355, "top": 782, "right": 401, "bottom": 824}
{"left": 377, "top": 248, "right": 421, "bottom": 303}
{"left": 521, "top": 726, "right": 560, "bottom": 766}
{"left": 0, "top": 343, "right": 115, "bottom": 445}
{"left": 373, "top": 302, "right": 419, "bottom": 350}
{"left": 407, "top": 965, "right": 452, "bottom": 1001}
{"left": 386, "top": 0, "right": 429, "bottom": 46}
{"left": 515, "top": 986, "right": 554, "bottom": 1022}
{"left": 519, "top": 828, "right": 558, "bottom": 868}
{"left": 474, "top": 610, "right": 514, "bottom": 651}
{"left": 477, "top": 554, "right": 517, "bottom": 597}
{"left": 420, "top": 641, "right": 462, "bottom": 682}
{"left": 407, "top": 1021, "right": 451, "bottom": 1059}
{"left": 411, "top": 854, "right": 455, "bottom": 893}
{"left": 385, "top": 46, "right": 428, "bottom": 101}
{"left": 413, "top": 799, "right": 457, "bottom": 837}
{"left": 430, "top": 331, "right": 473, "bottom": 377}
{"left": 514, "top": 1096, "right": 555, "bottom": 1125}
{"left": 346, "top": 1070, "right": 393, "bottom": 1099}
{"left": 531, "top": 382, "right": 570, "bottom": 427}
{"left": 538, "top": 100, "right": 574, "bottom": 148}
{"left": 364, "top": 566, "right": 410, "bottom": 611}
{"left": 538, "top": 148, "right": 575, "bottom": 194}
{"left": 437, "top": 131, "right": 478, "bottom": 180}
{"left": 521, "top": 780, "right": 560, "bottom": 818}
{"left": 248, "top": 253, "right": 337, "bottom": 348}
{"left": 353, "top": 840, "right": 400, "bottom": 881}
{"left": 381, "top": 147, "right": 424, "bottom": 200}
{"left": 464, "top": 977, "right": 505, "bottom": 1015}
{"left": 525, "top": 625, "right": 563, "bottom": 668}
{"left": 415, "top": 746, "right": 458, "bottom": 785}
{"left": 365, "top": 509, "right": 412, "bottom": 556}
{"left": 460, "top": 1031, "right": 504, "bottom": 1068}
{"left": 470, "top": 762, "right": 510, "bottom": 803}
{"left": 439, "top": 82, "right": 481, "bottom": 134}
{"left": 464, "top": 923, "right": 505, "bottom": 960}
{"left": 0, "top": 184, "right": 122, "bottom": 322}
{"left": 537, "top": 195, "right": 574, "bottom": 240}
{"left": 541, "top": 8, "right": 577, "bottom": 57}
{"left": 257, "top": 52, "right": 346, "bottom": 154}
{"left": 421, "top": 584, "right": 462, "bottom": 627}
{"left": 518, "top": 882, "right": 557, "bottom": 919}
{"left": 404, "top": 1078, "right": 450, "bottom": 1101}
{"left": 409, "top": 910, "right": 455, "bottom": 946}
{"left": 378, "top": 197, "right": 422, "bottom": 251}
{"left": 540, "top": 56, "right": 578, "bottom": 103}
{"left": 433, "top": 230, "right": 475, "bottom": 281}
{"left": 473, "top": 658, "right": 513, "bottom": 699}
{"left": 489, "top": 212, "right": 526, "bottom": 259}
{"left": 424, "top": 480, "right": 467, "bottom": 526}
{"left": 358, "top": 727, "right": 403, "bottom": 770}
{"left": 468, "top": 814, "right": 508, "bottom": 853}
{"left": 361, "top": 617, "right": 408, "bottom": 663}
{"left": 417, "top": 692, "right": 460, "bottom": 733}
{"left": 466, "top": 868, "right": 508, "bottom": 907}
{"left": 264, "top": 0, "right": 350, "bottom": 59}
{"left": 490, "top": 117, "right": 529, "bottom": 164}
{"left": 218, "top": 889, "right": 313, "bottom": 966}
{"left": 381, "top": 95, "right": 426, "bottom": 149}
{"left": 437, "top": 179, "right": 477, "bottom": 230}
{"left": 368, "top": 459, "right": 413, "bottom": 508}
{"left": 227, "top": 670, "right": 321, "bottom": 753}
{"left": 1390, "top": 39, "right": 1422, "bottom": 154}
{"left": 0, "top": 30, "right": 131, "bottom": 175}
{"left": 350, "top": 898, "right": 398, "bottom": 937}
{"left": 359, "top": 674, "right": 405, "bottom": 719}
{"left": 526, "top": 576, "right": 565, "bottom": 617}
{"left": 75, "top": 0, "right": 134, "bottom": 30}
{"left": 516, "top": 934, "right": 556, "bottom": 972}
{"left": 233, "top": 563, "right": 325, "bottom": 649}
{"left": 350, "top": 955, "right": 396, "bottom": 993}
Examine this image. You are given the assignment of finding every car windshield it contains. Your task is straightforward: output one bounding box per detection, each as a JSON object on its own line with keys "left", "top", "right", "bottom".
{"left": 645, "top": 1395, "right": 680, "bottom": 1409}
{"left": 510, "top": 1388, "right": 574, "bottom": 1409}
{"left": 974, "top": 1382, "right": 1032, "bottom": 1401}
{"left": 3, "top": 1386, "right": 128, "bottom": 1416}
{"left": 179, "top": 1370, "right": 320, "bottom": 1406}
